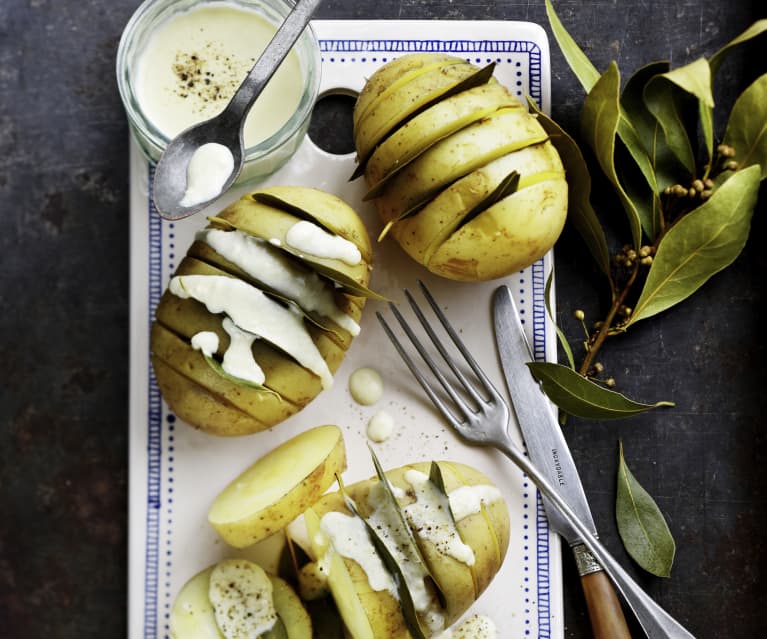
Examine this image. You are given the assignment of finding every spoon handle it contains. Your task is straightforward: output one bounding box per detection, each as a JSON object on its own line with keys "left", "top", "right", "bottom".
{"left": 226, "top": 0, "right": 323, "bottom": 120}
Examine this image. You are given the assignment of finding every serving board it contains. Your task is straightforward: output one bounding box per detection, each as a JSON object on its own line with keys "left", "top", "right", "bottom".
{"left": 128, "top": 19, "right": 564, "bottom": 639}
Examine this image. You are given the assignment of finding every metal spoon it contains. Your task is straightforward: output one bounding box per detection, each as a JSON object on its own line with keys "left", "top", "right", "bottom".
{"left": 152, "top": 0, "right": 323, "bottom": 220}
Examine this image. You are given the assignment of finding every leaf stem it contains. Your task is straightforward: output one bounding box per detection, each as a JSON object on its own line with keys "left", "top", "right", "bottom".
{"left": 579, "top": 262, "right": 640, "bottom": 375}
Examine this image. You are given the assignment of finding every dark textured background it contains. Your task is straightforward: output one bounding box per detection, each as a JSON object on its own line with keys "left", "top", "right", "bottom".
{"left": 1, "top": 0, "right": 765, "bottom": 637}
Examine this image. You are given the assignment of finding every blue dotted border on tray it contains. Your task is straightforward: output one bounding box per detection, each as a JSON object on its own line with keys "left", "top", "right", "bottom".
{"left": 142, "top": 36, "right": 552, "bottom": 639}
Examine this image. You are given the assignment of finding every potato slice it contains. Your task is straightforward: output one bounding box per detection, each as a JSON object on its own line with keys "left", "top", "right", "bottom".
{"left": 354, "top": 54, "right": 466, "bottom": 131}
{"left": 208, "top": 425, "right": 346, "bottom": 548}
{"left": 390, "top": 142, "right": 565, "bottom": 266}
{"left": 364, "top": 82, "right": 523, "bottom": 194}
{"left": 170, "top": 563, "right": 311, "bottom": 639}
{"left": 373, "top": 107, "right": 549, "bottom": 224}
{"left": 271, "top": 575, "right": 313, "bottom": 639}
{"left": 305, "top": 506, "right": 377, "bottom": 639}
{"left": 427, "top": 178, "right": 569, "bottom": 281}
{"left": 170, "top": 566, "right": 224, "bottom": 639}
{"left": 354, "top": 62, "right": 480, "bottom": 162}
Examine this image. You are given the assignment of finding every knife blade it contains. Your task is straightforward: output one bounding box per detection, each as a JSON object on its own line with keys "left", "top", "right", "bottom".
{"left": 492, "top": 284, "right": 632, "bottom": 639}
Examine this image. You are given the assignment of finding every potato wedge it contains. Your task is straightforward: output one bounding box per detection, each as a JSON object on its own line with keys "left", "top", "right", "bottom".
{"left": 208, "top": 425, "right": 346, "bottom": 548}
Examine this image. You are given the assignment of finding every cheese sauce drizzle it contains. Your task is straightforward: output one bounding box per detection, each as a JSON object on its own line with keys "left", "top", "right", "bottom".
{"left": 285, "top": 220, "right": 362, "bottom": 266}
{"left": 170, "top": 274, "right": 332, "bottom": 388}
{"left": 198, "top": 227, "right": 359, "bottom": 335}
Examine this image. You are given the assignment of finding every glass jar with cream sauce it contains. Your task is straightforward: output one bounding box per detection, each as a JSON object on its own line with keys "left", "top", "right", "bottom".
{"left": 117, "top": 0, "right": 321, "bottom": 183}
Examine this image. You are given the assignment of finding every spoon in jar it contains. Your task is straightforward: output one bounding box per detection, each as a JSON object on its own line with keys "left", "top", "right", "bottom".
{"left": 152, "top": 0, "right": 323, "bottom": 221}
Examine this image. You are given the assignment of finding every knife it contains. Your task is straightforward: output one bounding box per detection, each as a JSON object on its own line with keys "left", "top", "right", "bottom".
{"left": 492, "top": 285, "right": 632, "bottom": 639}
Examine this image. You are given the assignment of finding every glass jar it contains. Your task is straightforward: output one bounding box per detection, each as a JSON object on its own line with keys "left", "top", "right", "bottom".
{"left": 116, "top": 0, "right": 321, "bottom": 183}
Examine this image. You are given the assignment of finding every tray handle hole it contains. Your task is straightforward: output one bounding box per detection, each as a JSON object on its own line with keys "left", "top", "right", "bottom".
{"left": 308, "top": 90, "right": 357, "bottom": 156}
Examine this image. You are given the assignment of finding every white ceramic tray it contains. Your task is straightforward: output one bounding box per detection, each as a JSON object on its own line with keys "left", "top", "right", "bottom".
{"left": 128, "top": 19, "right": 563, "bottom": 639}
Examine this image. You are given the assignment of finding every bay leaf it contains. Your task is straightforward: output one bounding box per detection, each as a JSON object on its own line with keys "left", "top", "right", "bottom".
{"left": 628, "top": 164, "right": 760, "bottom": 325}
{"left": 457, "top": 170, "right": 520, "bottom": 229}
{"left": 621, "top": 61, "right": 686, "bottom": 193}
{"left": 529, "top": 98, "right": 610, "bottom": 275}
{"left": 644, "top": 60, "right": 712, "bottom": 172}
{"left": 527, "top": 362, "right": 674, "bottom": 420}
{"left": 722, "top": 73, "right": 767, "bottom": 180}
{"left": 709, "top": 19, "right": 767, "bottom": 77}
{"left": 581, "top": 62, "right": 643, "bottom": 248}
{"left": 202, "top": 354, "right": 282, "bottom": 399}
{"left": 616, "top": 441, "right": 676, "bottom": 578}
{"left": 544, "top": 0, "right": 600, "bottom": 92}
{"left": 339, "top": 479, "right": 430, "bottom": 639}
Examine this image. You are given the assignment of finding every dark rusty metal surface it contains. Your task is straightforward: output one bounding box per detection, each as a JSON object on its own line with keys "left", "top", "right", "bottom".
{"left": 1, "top": 0, "right": 765, "bottom": 637}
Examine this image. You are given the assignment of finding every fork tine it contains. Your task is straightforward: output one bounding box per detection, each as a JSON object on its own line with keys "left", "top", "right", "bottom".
{"left": 417, "top": 280, "right": 499, "bottom": 400}
{"left": 403, "top": 288, "right": 485, "bottom": 407}
{"left": 376, "top": 310, "right": 465, "bottom": 429}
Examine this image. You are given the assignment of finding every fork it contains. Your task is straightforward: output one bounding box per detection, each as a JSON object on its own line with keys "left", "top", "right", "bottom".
{"left": 376, "top": 282, "right": 695, "bottom": 639}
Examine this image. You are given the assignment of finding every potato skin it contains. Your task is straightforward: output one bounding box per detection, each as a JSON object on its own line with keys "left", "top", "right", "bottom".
{"left": 310, "top": 461, "right": 509, "bottom": 638}
{"left": 150, "top": 187, "right": 371, "bottom": 436}
{"left": 355, "top": 53, "right": 568, "bottom": 282}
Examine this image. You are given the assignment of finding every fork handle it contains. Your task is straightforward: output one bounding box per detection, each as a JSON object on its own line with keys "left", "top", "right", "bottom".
{"left": 575, "top": 548, "right": 633, "bottom": 639}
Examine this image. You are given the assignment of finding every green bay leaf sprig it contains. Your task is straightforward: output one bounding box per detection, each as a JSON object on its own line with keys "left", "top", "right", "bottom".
{"left": 540, "top": 0, "right": 766, "bottom": 577}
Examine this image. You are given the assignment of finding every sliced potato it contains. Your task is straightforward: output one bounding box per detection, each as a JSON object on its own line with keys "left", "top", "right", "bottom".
{"left": 170, "top": 566, "right": 224, "bottom": 639}
{"left": 151, "top": 186, "right": 372, "bottom": 435}
{"left": 354, "top": 54, "right": 466, "bottom": 131}
{"left": 355, "top": 54, "right": 568, "bottom": 282}
{"left": 390, "top": 142, "right": 565, "bottom": 266}
{"left": 208, "top": 425, "right": 346, "bottom": 548}
{"left": 307, "top": 461, "right": 509, "bottom": 638}
{"left": 374, "top": 107, "right": 549, "bottom": 224}
{"left": 365, "top": 82, "right": 523, "bottom": 195}
{"left": 170, "top": 562, "right": 311, "bottom": 639}
{"left": 354, "top": 62, "right": 481, "bottom": 162}
{"left": 427, "top": 178, "right": 569, "bottom": 281}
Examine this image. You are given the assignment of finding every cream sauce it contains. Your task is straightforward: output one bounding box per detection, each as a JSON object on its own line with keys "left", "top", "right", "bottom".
{"left": 448, "top": 484, "right": 503, "bottom": 522}
{"left": 285, "top": 220, "right": 362, "bottom": 266}
{"left": 169, "top": 274, "right": 332, "bottom": 388}
{"left": 208, "top": 559, "right": 277, "bottom": 639}
{"left": 319, "top": 511, "right": 397, "bottom": 598}
{"left": 134, "top": 3, "right": 302, "bottom": 148}
{"left": 179, "top": 142, "right": 234, "bottom": 207}
{"left": 190, "top": 330, "right": 219, "bottom": 357}
{"left": 220, "top": 318, "right": 265, "bottom": 385}
{"left": 366, "top": 410, "right": 394, "bottom": 443}
{"left": 349, "top": 367, "right": 384, "bottom": 405}
{"left": 402, "top": 469, "right": 475, "bottom": 567}
{"left": 198, "top": 228, "right": 359, "bottom": 335}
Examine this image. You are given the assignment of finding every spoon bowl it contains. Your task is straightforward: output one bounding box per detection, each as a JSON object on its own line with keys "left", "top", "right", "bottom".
{"left": 152, "top": 0, "right": 323, "bottom": 220}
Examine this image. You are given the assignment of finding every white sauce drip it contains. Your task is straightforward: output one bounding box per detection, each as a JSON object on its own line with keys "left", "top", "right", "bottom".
{"left": 402, "top": 470, "right": 475, "bottom": 567}
{"left": 434, "top": 614, "right": 498, "bottom": 639}
{"left": 198, "top": 228, "right": 359, "bottom": 335}
{"left": 285, "top": 220, "right": 362, "bottom": 266}
{"left": 366, "top": 482, "right": 434, "bottom": 616}
{"left": 169, "top": 274, "right": 332, "bottom": 388}
{"left": 208, "top": 559, "right": 277, "bottom": 639}
{"left": 366, "top": 410, "right": 394, "bottom": 443}
{"left": 319, "top": 511, "right": 397, "bottom": 597}
{"left": 448, "top": 483, "right": 503, "bottom": 522}
{"left": 349, "top": 367, "right": 384, "bottom": 405}
{"left": 179, "top": 142, "right": 234, "bottom": 207}
{"left": 190, "top": 330, "right": 219, "bottom": 357}
{"left": 220, "top": 318, "right": 265, "bottom": 385}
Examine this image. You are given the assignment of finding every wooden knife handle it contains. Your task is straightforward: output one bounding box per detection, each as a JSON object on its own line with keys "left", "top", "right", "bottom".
{"left": 573, "top": 544, "right": 632, "bottom": 639}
